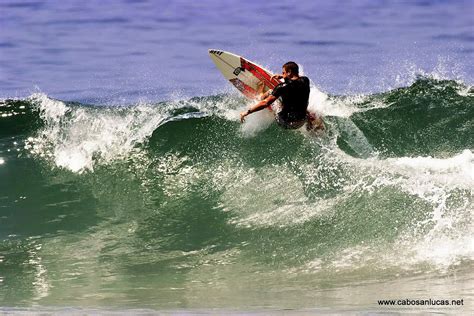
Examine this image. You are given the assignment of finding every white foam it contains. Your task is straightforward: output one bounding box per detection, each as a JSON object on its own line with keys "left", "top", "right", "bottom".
{"left": 239, "top": 107, "right": 274, "bottom": 137}
{"left": 26, "top": 94, "right": 165, "bottom": 173}
{"left": 345, "top": 150, "right": 473, "bottom": 269}
{"left": 390, "top": 149, "right": 474, "bottom": 186}
{"left": 413, "top": 235, "right": 474, "bottom": 267}
{"left": 387, "top": 56, "right": 470, "bottom": 93}
{"left": 309, "top": 88, "right": 359, "bottom": 118}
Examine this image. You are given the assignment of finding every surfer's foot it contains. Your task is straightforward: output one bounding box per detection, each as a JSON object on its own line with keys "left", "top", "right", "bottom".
{"left": 306, "top": 113, "right": 325, "bottom": 131}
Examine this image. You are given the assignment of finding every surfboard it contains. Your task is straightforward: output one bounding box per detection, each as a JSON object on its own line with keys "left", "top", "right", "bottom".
{"left": 208, "top": 49, "right": 281, "bottom": 99}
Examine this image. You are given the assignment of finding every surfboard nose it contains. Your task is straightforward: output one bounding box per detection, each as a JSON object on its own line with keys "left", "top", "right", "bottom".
{"left": 208, "top": 49, "right": 224, "bottom": 56}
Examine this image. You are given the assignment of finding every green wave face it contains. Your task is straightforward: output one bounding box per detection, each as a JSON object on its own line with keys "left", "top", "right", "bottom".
{"left": 348, "top": 78, "right": 474, "bottom": 157}
{"left": 0, "top": 78, "right": 472, "bottom": 308}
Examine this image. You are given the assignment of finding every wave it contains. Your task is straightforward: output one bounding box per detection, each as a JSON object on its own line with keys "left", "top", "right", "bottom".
{"left": 1, "top": 77, "right": 472, "bottom": 170}
{"left": 0, "top": 77, "right": 472, "bottom": 275}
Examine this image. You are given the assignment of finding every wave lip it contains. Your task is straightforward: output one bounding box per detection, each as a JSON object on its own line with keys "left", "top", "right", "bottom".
{"left": 21, "top": 93, "right": 167, "bottom": 173}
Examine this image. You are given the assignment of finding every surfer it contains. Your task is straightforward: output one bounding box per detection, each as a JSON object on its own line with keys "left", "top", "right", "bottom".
{"left": 240, "top": 61, "right": 323, "bottom": 130}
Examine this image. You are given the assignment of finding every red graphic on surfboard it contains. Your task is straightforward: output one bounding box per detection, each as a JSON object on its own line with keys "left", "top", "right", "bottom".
{"left": 229, "top": 78, "right": 257, "bottom": 99}
{"left": 227, "top": 58, "right": 282, "bottom": 100}
{"left": 239, "top": 57, "right": 280, "bottom": 90}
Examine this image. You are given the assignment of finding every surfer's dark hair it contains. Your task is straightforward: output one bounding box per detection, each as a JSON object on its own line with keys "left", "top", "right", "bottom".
{"left": 283, "top": 61, "right": 299, "bottom": 75}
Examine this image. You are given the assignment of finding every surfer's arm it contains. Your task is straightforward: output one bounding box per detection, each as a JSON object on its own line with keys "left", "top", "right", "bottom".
{"left": 271, "top": 74, "right": 283, "bottom": 81}
{"left": 240, "top": 95, "right": 277, "bottom": 123}
{"left": 259, "top": 89, "right": 271, "bottom": 100}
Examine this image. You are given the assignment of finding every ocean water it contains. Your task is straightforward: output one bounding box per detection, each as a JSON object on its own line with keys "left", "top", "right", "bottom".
{"left": 1, "top": 0, "right": 473, "bottom": 314}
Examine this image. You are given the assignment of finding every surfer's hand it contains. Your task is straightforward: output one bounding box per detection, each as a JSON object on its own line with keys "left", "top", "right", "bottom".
{"left": 271, "top": 74, "right": 283, "bottom": 81}
{"left": 240, "top": 110, "right": 249, "bottom": 123}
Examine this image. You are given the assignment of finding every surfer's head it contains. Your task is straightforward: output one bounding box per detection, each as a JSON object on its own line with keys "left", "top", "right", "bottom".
{"left": 282, "top": 61, "right": 299, "bottom": 77}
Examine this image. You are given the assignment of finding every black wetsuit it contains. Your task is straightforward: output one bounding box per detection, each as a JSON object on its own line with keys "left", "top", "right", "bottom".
{"left": 271, "top": 76, "right": 310, "bottom": 129}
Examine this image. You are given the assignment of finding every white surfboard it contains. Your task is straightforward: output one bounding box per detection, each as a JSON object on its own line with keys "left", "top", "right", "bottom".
{"left": 208, "top": 49, "right": 281, "bottom": 99}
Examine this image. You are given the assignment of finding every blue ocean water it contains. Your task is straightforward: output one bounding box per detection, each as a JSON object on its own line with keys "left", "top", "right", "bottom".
{"left": 1, "top": 0, "right": 472, "bottom": 102}
{"left": 0, "top": 0, "right": 473, "bottom": 314}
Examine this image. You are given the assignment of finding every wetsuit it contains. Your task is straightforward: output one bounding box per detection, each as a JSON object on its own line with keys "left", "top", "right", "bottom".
{"left": 271, "top": 76, "right": 310, "bottom": 129}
